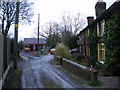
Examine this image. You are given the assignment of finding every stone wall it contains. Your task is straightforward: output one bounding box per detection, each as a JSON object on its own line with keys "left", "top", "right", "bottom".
{"left": 62, "top": 58, "right": 98, "bottom": 81}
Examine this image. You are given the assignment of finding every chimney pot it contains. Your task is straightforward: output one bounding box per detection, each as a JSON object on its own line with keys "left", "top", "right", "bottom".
{"left": 98, "top": 0, "right": 103, "bottom": 2}
{"left": 95, "top": 1, "right": 106, "bottom": 17}
{"left": 87, "top": 17, "right": 94, "bottom": 25}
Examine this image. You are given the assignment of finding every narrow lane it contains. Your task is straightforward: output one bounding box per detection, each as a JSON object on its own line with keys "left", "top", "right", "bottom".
{"left": 18, "top": 51, "right": 84, "bottom": 88}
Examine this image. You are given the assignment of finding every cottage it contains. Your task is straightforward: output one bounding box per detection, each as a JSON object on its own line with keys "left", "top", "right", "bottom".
{"left": 77, "top": 0, "right": 120, "bottom": 75}
{"left": 23, "top": 38, "right": 46, "bottom": 51}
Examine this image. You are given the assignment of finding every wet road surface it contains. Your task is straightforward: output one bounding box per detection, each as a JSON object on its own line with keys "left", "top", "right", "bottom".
{"left": 18, "top": 51, "right": 84, "bottom": 88}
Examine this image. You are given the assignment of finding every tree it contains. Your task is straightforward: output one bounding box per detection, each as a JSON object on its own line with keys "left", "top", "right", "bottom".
{"left": 33, "top": 22, "right": 61, "bottom": 48}
{"left": 0, "top": 1, "right": 34, "bottom": 36}
{"left": 60, "top": 13, "right": 85, "bottom": 48}
{"left": 60, "top": 13, "right": 85, "bottom": 35}
{"left": 35, "top": 13, "right": 85, "bottom": 49}
{"left": 46, "top": 33, "right": 61, "bottom": 48}
{"left": 33, "top": 22, "right": 60, "bottom": 39}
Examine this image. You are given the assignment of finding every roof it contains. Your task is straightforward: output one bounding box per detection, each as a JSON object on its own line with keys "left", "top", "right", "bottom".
{"left": 79, "top": 1, "right": 120, "bottom": 35}
{"left": 23, "top": 38, "right": 46, "bottom": 45}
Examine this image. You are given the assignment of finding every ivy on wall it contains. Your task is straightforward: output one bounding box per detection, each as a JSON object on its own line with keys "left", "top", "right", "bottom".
{"left": 103, "top": 14, "right": 120, "bottom": 76}
{"left": 88, "top": 29, "right": 97, "bottom": 67}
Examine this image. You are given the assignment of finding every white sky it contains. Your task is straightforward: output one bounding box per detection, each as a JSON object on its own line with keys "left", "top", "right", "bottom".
{"left": 9, "top": 0, "right": 116, "bottom": 41}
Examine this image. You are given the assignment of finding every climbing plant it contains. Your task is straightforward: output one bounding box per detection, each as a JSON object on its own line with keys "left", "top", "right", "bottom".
{"left": 103, "top": 14, "right": 120, "bottom": 76}
{"left": 88, "top": 29, "right": 97, "bottom": 67}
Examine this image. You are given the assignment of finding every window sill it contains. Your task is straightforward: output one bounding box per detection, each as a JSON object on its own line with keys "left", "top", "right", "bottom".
{"left": 99, "top": 61, "right": 104, "bottom": 64}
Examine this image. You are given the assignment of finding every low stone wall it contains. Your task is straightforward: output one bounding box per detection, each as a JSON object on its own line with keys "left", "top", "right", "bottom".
{"left": 62, "top": 58, "right": 98, "bottom": 81}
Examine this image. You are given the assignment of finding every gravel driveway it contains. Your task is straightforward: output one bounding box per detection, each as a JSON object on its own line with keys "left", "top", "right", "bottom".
{"left": 18, "top": 51, "right": 84, "bottom": 88}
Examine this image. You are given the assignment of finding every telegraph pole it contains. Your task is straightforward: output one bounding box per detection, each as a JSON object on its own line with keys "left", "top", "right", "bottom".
{"left": 37, "top": 14, "right": 40, "bottom": 56}
{"left": 14, "top": 1, "right": 20, "bottom": 69}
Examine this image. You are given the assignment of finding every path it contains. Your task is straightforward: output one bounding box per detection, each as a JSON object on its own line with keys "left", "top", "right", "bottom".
{"left": 18, "top": 51, "right": 84, "bottom": 88}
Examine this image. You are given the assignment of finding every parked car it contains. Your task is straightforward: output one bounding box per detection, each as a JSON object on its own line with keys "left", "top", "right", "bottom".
{"left": 23, "top": 47, "right": 30, "bottom": 52}
{"left": 50, "top": 48, "right": 55, "bottom": 54}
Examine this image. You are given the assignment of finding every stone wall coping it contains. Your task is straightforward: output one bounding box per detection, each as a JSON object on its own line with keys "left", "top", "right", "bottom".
{"left": 63, "top": 58, "right": 88, "bottom": 70}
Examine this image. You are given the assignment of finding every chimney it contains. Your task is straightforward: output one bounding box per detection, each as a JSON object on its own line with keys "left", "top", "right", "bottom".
{"left": 87, "top": 16, "right": 94, "bottom": 25}
{"left": 116, "top": 0, "right": 120, "bottom": 2}
{"left": 95, "top": 0, "right": 106, "bottom": 17}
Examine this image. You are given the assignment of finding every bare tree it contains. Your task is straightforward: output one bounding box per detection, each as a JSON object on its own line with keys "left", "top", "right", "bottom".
{"left": 59, "top": 13, "right": 85, "bottom": 47}
{"left": 33, "top": 22, "right": 60, "bottom": 39}
{"left": 60, "top": 13, "right": 85, "bottom": 35}
{"left": 0, "top": 1, "right": 34, "bottom": 36}
{"left": 73, "top": 13, "right": 85, "bottom": 35}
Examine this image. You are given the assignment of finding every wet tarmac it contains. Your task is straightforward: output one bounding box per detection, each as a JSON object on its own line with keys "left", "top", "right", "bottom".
{"left": 18, "top": 51, "right": 84, "bottom": 88}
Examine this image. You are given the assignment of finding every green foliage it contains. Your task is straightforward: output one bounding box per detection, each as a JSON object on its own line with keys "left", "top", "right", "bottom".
{"left": 88, "top": 29, "right": 97, "bottom": 67}
{"left": 88, "top": 80, "right": 103, "bottom": 86}
{"left": 51, "top": 59, "right": 61, "bottom": 65}
{"left": 46, "top": 33, "right": 61, "bottom": 48}
{"left": 103, "top": 14, "right": 120, "bottom": 76}
{"left": 18, "top": 40, "right": 23, "bottom": 49}
{"left": 68, "top": 35, "right": 78, "bottom": 49}
{"left": 54, "top": 43, "right": 72, "bottom": 59}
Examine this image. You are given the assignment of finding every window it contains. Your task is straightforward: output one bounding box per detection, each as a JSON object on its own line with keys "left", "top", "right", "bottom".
{"left": 100, "top": 20, "right": 105, "bottom": 37}
{"left": 79, "top": 46, "right": 82, "bottom": 52}
{"left": 100, "top": 43, "right": 105, "bottom": 64}
{"left": 89, "top": 47, "right": 90, "bottom": 57}
{"left": 83, "top": 46, "right": 85, "bottom": 56}
{"left": 97, "top": 20, "right": 105, "bottom": 37}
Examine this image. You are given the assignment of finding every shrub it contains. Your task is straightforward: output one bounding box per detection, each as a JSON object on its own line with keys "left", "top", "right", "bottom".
{"left": 88, "top": 80, "right": 103, "bottom": 86}
{"left": 54, "top": 43, "right": 72, "bottom": 59}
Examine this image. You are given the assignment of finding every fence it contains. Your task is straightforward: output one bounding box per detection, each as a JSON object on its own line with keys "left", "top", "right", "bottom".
{"left": 0, "top": 33, "right": 3, "bottom": 89}
{"left": 0, "top": 33, "right": 11, "bottom": 89}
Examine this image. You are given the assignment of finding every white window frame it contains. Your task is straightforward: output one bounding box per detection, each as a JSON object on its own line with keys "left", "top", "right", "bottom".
{"left": 83, "top": 46, "right": 85, "bottom": 56}
{"left": 100, "top": 43, "right": 105, "bottom": 64}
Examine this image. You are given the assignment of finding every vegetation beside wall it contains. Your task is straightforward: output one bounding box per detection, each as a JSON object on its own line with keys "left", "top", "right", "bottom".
{"left": 54, "top": 43, "right": 72, "bottom": 59}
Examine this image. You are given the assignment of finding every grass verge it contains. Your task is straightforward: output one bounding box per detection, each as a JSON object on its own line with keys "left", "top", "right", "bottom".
{"left": 51, "top": 59, "right": 87, "bottom": 85}
{"left": 43, "top": 79, "right": 60, "bottom": 88}
{"left": 2, "top": 67, "right": 22, "bottom": 88}
{"left": 88, "top": 80, "right": 103, "bottom": 86}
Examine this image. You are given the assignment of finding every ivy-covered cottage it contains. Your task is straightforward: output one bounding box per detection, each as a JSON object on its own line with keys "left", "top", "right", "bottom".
{"left": 77, "top": 0, "right": 120, "bottom": 76}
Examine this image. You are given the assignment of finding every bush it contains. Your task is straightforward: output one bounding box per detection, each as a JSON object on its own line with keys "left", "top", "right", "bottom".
{"left": 88, "top": 80, "right": 103, "bottom": 86}
{"left": 54, "top": 43, "right": 72, "bottom": 59}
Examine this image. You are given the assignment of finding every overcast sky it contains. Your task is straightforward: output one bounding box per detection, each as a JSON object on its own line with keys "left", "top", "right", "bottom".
{"left": 9, "top": 0, "right": 116, "bottom": 41}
